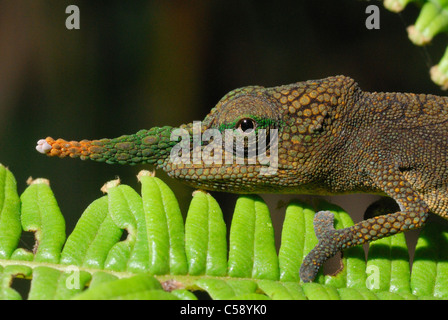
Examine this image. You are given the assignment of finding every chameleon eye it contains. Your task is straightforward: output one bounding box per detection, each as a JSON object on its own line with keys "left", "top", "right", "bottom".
{"left": 236, "top": 118, "right": 256, "bottom": 133}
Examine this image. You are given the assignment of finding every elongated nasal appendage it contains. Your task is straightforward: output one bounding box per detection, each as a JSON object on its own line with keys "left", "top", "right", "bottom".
{"left": 36, "top": 127, "right": 177, "bottom": 166}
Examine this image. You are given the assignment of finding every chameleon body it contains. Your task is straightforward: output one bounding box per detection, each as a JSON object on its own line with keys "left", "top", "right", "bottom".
{"left": 36, "top": 76, "right": 448, "bottom": 282}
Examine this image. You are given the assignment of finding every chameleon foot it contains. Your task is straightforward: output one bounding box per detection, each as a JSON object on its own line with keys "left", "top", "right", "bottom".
{"left": 299, "top": 211, "right": 341, "bottom": 282}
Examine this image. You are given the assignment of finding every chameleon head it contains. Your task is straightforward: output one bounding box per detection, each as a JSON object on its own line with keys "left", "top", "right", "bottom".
{"left": 36, "top": 76, "right": 356, "bottom": 193}
{"left": 35, "top": 87, "right": 283, "bottom": 193}
{"left": 164, "top": 86, "right": 284, "bottom": 192}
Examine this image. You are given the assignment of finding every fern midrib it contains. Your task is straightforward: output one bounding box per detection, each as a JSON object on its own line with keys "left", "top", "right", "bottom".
{"left": 0, "top": 257, "right": 304, "bottom": 293}
{"left": 0, "top": 259, "right": 136, "bottom": 280}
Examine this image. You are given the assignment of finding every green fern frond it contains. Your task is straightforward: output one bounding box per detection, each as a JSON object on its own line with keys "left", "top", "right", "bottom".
{"left": 0, "top": 163, "right": 447, "bottom": 300}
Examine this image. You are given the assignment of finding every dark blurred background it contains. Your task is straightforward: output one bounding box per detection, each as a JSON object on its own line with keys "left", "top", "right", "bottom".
{"left": 1, "top": 0, "right": 446, "bottom": 246}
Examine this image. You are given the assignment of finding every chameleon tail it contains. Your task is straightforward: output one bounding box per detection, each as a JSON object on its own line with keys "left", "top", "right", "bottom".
{"left": 36, "top": 126, "right": 177, "bottom": 166}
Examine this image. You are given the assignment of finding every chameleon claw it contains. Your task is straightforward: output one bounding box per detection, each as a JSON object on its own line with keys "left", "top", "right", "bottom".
{"left": 36, "top": 138, "right": 52, "bottom": 154}
{"left": 300, "top": 211, "right": 339, "bottom": 282}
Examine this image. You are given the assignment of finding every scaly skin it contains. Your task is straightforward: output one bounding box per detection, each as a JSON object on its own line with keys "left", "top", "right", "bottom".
{"left": 36, "top": 75, "right": 448, "bottom": 282}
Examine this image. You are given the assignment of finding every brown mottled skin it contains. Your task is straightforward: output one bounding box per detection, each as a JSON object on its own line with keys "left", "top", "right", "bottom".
{"left": 36, "top": 76, "right": 448, "bottom": 282}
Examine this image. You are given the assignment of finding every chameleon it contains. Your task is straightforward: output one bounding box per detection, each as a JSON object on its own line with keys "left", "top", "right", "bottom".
{"left": 35, "top": 75, "right": 448, "bottom": 282}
